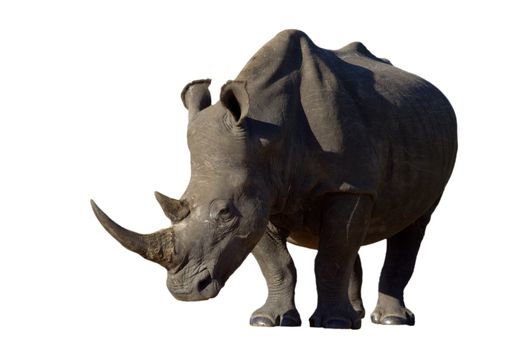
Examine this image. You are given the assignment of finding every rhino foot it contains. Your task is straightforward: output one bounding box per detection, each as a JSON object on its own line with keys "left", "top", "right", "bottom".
{"left": 250, "top": 308, "right": 301, "bottom": 327}
{"left": 371, "top": 293, "right": 415, "bottom": 326}
{"left": 309, "top": 306, "right": 361, "bottom": 329}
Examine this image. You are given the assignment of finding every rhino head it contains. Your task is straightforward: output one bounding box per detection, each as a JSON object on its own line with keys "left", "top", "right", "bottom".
{"left": 92, "top": 79, "right": 272, "bottom": 301}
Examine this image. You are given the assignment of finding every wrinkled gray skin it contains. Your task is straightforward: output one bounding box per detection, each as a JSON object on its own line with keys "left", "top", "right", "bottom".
{"left": 92, "top": 30, "right": 457, "bottom": 329}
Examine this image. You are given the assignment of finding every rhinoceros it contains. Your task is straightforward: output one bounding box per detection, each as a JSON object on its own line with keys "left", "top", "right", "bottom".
{"left": 91, "top": 29, "right": 457, "bottom": 329}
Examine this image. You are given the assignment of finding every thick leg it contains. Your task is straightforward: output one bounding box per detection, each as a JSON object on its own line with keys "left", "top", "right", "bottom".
{"left": 309, "top": 195, "right": 373, "bottom": 329}
{"left": 371, "top": 210, "right": 432, "bottom": 326}
{"left": 349, "top": 254, "right": 365, "bottom": 319}
{"left": 250, "top": 222, "right": 301, "bottom": 327}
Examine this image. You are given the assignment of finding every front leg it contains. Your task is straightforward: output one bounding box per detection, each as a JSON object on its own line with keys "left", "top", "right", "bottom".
{"left": 309, "top": 194, "right": 373, "bottom": 329}
{"left": 250, "top": 222, "right": 301, "bottom": 327}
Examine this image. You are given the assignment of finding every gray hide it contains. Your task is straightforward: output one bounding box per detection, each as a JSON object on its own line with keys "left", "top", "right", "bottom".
{"left": 92, "top": 29, "right": 457, "bottom": 329}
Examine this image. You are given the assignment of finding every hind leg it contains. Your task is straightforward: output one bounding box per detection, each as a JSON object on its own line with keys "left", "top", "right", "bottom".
{"left": 348, "top": 254, "right": 365, "bottom": 319}
{"left": 371, "top": 210, "right": 433, "bottom": 326}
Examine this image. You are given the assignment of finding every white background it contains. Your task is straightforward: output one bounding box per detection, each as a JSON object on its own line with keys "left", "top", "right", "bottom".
{"left": 1, "top": 1, "right": 524, "bottom": 348}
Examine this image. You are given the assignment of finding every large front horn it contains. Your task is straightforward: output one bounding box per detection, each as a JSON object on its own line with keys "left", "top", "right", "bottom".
{"left": 91, "top": 200, "right": 174, "bottom": 268}
{"left": 154, "top": 191, "right": 190, "bottom": 223}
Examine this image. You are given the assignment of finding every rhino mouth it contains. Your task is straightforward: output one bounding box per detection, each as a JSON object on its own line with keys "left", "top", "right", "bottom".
{"left": 170, "top": 268, "right": 221, "bottom": 301}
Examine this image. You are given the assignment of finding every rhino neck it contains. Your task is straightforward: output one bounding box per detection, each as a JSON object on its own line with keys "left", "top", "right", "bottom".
{"left": 243, "top": 91, "right": 318, "bottom": 217}
{"left": 235, "top": 30, "right": 325, "bottom": 216}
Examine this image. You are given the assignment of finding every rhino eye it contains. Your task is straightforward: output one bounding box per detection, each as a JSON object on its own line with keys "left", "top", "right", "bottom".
{"left": 210, "top": 199, "right": 236, "bottom": 222}
{"left": 217, "top": 207, "right": 234, "bottom": 221}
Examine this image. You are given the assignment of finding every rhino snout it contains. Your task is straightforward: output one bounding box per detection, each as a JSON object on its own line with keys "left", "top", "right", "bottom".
{"left": 167, "top": 268, "right": 221, "bottom": 301}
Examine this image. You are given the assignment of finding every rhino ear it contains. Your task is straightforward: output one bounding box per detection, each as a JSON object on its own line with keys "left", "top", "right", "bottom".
{"left": 181, "top": 79, "right": 212, "bottom": 117}
{"left": 220, "top": 80, "right": 250, "bottom": 126}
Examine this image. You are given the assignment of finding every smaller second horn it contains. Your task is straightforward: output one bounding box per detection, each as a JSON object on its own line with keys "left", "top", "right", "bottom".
{"left": 154, "top": 191, "right": 190, "bottom": 223}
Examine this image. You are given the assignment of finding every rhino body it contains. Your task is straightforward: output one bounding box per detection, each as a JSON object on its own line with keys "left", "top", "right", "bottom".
{"left": 92, "top": 30, "right": 457, "bottom": 329}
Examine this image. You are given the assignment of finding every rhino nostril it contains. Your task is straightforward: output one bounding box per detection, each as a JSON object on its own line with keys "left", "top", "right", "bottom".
{"left": 197, "top": 272, "right": 212, "bottom": 293}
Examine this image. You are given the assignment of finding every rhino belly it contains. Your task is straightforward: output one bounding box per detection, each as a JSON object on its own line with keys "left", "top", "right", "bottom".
{"left": 285, "top": 215, "right": 397, "bottom": 249}
{"left": 287, "top": 228, "right": 320, "bottom": 249}
{"left": 285, "top": 198, "right": 435, "bottom": 250}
